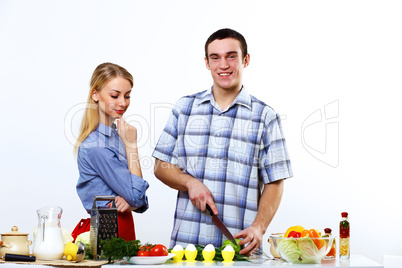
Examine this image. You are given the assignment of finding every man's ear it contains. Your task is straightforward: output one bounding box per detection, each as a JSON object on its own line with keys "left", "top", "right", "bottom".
{"left": 243, "top": 53, "right": 250, "bottom": 68}
{"left": 92, "top": 90, "right": 99, "bottom": 102}
{"left": 205, "top": 56, "right": 211, "bottom": 70}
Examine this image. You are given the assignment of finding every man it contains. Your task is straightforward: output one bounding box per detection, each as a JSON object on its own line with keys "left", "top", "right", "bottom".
{"left": 153, "top": 28, "right": 293, "bottom": 255}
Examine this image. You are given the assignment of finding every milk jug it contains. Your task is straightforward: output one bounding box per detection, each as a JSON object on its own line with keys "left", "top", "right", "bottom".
{"left": 33, "top": 206, "right": 64, "bottom": 259}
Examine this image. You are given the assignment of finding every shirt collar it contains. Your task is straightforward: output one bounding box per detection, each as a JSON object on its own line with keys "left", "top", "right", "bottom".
{"left": 196, "top": 87, "right": 214, "bottom": 105}
{"left": 96, "top": 123, "right": 114, "bottom": 137}
{"left": 196, "top": 86, "right": 252, "bottom": 111}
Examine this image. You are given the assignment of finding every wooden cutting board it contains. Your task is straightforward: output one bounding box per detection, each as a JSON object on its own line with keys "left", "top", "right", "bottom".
{"left": 0, "top": 259, "right": 109, "bottom": 267}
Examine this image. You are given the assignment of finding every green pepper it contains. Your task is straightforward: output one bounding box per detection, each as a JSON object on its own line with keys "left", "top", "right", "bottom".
{"left": 222, "top": 239, "right": 242, "bottom": 254}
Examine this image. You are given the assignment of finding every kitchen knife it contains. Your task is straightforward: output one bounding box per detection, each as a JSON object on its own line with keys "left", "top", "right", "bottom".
{"left": 4, "top": 253, "right": 36, "bottom": 262}
{"left": 3, "top": 253, "right": 77, "bottom": 263}
{"left": 206, "top": 204, "right": 238, "bottom": 245}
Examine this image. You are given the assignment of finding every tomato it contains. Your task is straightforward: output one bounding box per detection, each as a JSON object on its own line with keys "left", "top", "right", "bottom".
{"left": 137, "top": 250, "right": 150, "bottom": 256}
{"left": 150, "top": 244, "right": 168, "bottom": 256}
{"left": 141, "top": 244, "right": 152, "bottom": 251}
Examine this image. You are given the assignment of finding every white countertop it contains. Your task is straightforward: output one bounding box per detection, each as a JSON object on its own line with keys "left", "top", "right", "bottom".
{"left": 110, "top": 255, "right": 383, "bottom": 268}
{"left": 0, "top": 255, "right": 383, "bottom": 268}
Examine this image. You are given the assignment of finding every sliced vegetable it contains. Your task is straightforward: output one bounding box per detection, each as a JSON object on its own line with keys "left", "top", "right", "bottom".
{"left": 300, "top": 229, "right": 325, "bottom": 250}
{"left": 284, "top": 225, "right": 305, "bottom": 237}
{"left": 222, "top": 239, "right": 242, "bottom": 254}
{"left": 301, "top": 229, "right": 310, "bottom": 237}
{"left": 288, "top": 231, "right": 301, "bottom": 238}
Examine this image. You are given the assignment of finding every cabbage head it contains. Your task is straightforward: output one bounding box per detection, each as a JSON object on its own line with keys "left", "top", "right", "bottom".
{"left": 278, "top": 237, "right": 322, "bottom": 264}
{"left": 75, "top": 231, "right": 90, "bottom": 248}
{"left": 277, "top": 239, "right": 302, "bottom": 263}
{"left": 297, "top": 237, "right": 321, "bottom": 264}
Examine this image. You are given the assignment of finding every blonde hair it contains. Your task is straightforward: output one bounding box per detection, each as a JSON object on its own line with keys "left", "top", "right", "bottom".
{"left": 74, "top": 63, "right": 134, "bottom": 152}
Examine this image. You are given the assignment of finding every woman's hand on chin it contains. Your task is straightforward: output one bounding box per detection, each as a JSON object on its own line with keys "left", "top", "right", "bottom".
{"left": 116, "top": 118, "right": 138, "bottom": 148}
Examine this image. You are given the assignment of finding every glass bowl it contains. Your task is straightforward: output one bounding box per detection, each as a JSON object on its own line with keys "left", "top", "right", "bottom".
{"left": 269, "top": 235, "right": 335, "bottom": 264}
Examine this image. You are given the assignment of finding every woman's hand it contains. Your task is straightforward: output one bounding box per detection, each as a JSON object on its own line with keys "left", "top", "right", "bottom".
{"left": 116, "top": 118, "right": 138, "bottom": 148}
{"left": 116, "top": 118, "right": 143, "bottom": 177}
{"left": 114, "top": 195, "right": 136, "bottom": 212}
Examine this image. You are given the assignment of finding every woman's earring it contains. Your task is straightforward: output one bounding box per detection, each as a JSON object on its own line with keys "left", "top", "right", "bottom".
{"left": 92, "top": 92, "right": 99, "bottom": 103}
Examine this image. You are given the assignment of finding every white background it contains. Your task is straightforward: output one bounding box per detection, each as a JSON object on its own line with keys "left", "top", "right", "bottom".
{"left": 1, "top": 0, "right": 401, "bottom": 264}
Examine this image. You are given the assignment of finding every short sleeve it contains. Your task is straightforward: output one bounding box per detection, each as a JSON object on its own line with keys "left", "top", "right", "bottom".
{"left": 259, "top": 113, "right": 293, "bottom": 183}
{"left": 152, "top": 105, "right": 180, "bottom": 165}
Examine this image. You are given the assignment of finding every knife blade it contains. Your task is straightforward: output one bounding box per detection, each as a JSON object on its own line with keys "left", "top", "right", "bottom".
{"left": 206, "top": 204, "right": 238, "bottom": 245}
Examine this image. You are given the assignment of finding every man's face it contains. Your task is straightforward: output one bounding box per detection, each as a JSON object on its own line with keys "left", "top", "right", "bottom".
{"left": 205, "top": 38, "right": 250, "bottom": 92}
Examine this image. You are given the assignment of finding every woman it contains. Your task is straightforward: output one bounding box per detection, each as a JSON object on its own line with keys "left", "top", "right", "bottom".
{"left": 75, "top": 62, "right": 149, "bottom": 241}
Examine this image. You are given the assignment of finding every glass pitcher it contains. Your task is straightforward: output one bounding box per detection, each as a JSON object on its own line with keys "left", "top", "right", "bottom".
{"left": 33, "top": 206, "right": 65, "bottom": 259}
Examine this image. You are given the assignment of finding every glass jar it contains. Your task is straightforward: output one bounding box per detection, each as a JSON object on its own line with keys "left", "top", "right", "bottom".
{"left": 323, "top": 228, "right": 336, "bottom": 259}
{"left": 33, "top": 206, "right": 65, "bottom": 260}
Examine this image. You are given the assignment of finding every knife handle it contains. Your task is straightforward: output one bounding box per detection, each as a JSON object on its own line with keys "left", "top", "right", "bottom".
{"left": 206, "top": 204, "right": 214, "bottom": 216}
{"left": 5, "top": 253, "right": 36, "bottom": 262}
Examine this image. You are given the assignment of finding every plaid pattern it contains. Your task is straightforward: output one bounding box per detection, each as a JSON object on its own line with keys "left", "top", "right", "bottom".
{"left": 153, "top": 87, "right": 293, "bottom": 248}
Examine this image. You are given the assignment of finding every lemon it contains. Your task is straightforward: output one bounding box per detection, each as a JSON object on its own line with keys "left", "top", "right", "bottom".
{"left": 64, "top": 242, "right": 78, "bottom": 261}
{"left": 284, "top": 225, "right": 305, "bottom": 237}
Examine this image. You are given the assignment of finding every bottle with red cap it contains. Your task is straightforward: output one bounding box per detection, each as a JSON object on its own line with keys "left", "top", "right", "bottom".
{"left": 323, "top": 228, "right": 336, "bottom": 259}
{"left": 339, "top": 212, "right": 350, "bottom": 260}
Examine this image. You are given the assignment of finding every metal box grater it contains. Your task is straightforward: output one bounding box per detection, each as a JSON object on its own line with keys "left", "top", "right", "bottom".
{"left": 90, "top": 195, "right": 119, "bottom": 259}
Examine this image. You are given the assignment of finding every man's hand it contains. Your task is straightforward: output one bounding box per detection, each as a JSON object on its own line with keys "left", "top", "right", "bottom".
{"left": 186, "top": 177, "right": 218, "bottom": 215}
{"left": 234, "top": 224, "right": 264, "bottom": 255}
{"left": 154, "top": 159, "right": 218, "bottom": 215}
{"left": 235, "top": 180, "right": 285, "bottom": 255}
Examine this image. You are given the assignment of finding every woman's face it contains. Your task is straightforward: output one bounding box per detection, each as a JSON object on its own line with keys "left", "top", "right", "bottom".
{"left": 92, "top": 76, "right": 132, "bottom": 126}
